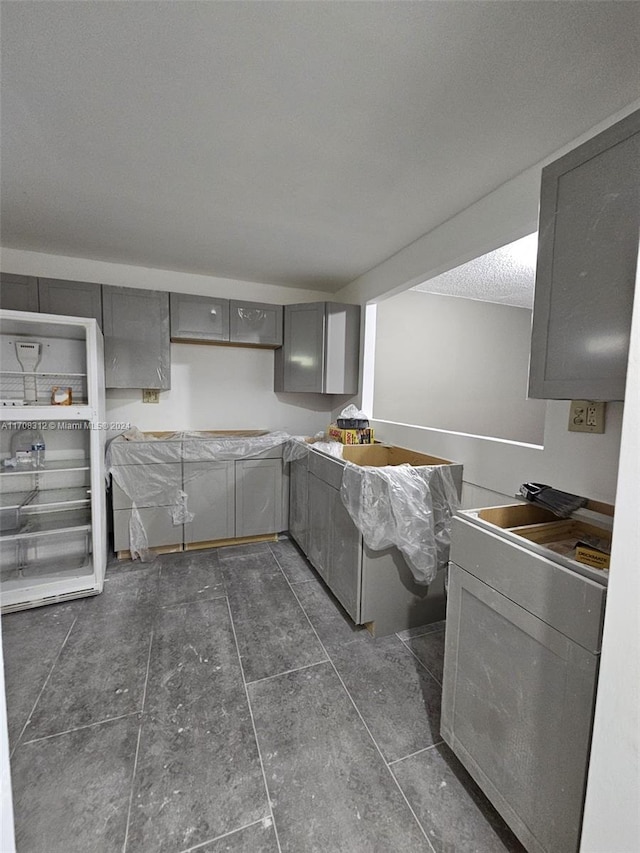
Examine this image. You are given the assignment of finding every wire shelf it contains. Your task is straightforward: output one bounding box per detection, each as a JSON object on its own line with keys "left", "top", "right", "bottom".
{"left": 0, "top": 371, "right": 88, "bottom": 406}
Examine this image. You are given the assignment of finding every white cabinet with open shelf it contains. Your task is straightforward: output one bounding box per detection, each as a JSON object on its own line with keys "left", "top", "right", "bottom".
{"left": 0, "top": 310, "right": 106, "bottom": 612}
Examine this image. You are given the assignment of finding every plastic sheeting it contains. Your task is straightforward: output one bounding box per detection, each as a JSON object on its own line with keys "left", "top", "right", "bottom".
{"left": 340, "top": 461, "right": 459, "bottom": 585}
{"left": 106, "top": 429, "right": 291, "bottom": 561}
{"left": 283, "top": 436, "right": 344, "bottom": 463}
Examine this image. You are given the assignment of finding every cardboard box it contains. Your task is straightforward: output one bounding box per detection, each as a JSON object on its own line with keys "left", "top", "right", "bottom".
{"left": 328, "top": 424, "right": 375, "bottom": 445}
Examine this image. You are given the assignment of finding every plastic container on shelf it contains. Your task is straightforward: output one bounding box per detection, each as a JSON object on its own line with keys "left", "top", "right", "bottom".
{"left": 31, "top": 439, "right": 46, "bottom": 468}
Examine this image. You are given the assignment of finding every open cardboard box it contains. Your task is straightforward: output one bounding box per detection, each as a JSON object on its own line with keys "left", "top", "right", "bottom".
{"left": 341, "top": 444, "right": 454, "bottom": 468}
{"left": 474, "top": 503, "right": 613, "bottom": 571}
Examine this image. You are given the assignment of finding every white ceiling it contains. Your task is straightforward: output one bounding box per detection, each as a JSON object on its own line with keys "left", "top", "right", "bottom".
{"left": 1, "top": 1, "right": 639, "bottom": 291}
{"left": 413, "top": 233, "right": 538, "bottom": 309}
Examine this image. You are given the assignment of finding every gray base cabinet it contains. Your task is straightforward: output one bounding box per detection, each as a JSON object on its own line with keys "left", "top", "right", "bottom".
{"left": 183, "top": 461, "right": 235, "bottom": 543}
{"left": 110, "top": 439, "right": 287, "bottom": 553}
{"left": 529, "top": 109, "right": 640, "bottom": 400}
{"left": 295, "top": 447, "right": 459, "bottom": 636}
{"left": 442, "top": 513, "right": 607, "bottom": 853}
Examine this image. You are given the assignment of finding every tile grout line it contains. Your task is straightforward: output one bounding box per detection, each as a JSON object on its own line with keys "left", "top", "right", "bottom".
{"left": 224, "top": 597, "right": 283, "bottom": 853}
{"left": 12, "top": 615, "right": 78, "bottom": 757}
{"left": 276, "top": 560, "right": 438, "bottom": 853}
{"left": 387, "top": 740, "right": 445, "bottom": 767}
{"left": 245, "top": 658, "right": 329, "bottom": 687}
{"left": 160, "top": 593, "right": 228, "bottom": 610}
{"left": 21, "top": 711, "right": 142, "bottom": 745}
{"left": 396, "top": 625, "right": 445, "bottom": 642}
{"left": 122, "top": 627, "right": 154, "bottom": 853}
{"left": 178, "top": 816, "right": 272, "bottom": 853}
{"left": 397, "top": 636, "right": 444, "bottom": 687}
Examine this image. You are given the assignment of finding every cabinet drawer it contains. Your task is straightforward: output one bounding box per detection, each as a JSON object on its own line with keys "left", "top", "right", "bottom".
{"left": 111, "top": 463, "right": 182, "bottom": 510}
{"left": 308, "top": 449, "right": 344, "bottom": 489}
{"left": 450, "top": 516, "right": 606, "bottom": 652}
{"left": 229, "top": 300, "right": 283, "bottom": 346}
{"left": 170, "top": 293, "right": 229, "bottom": 342}
{"left": 113, "top": 506, "right": 182, "bottom": 551}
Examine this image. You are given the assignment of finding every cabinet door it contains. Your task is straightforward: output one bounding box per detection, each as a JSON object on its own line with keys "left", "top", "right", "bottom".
{"left": 102, "top": 286, "right": 171, "bottom": 389}
{"left": 183, "top": 461, "right": 235, "bottom": 544}
{"left": 229, "top": 300, "right": 283, "bottom": 346}
{"left": 288, "top": 457, "right": 309, "bottom": 553}
{"left": 170, "top": 293, "right": 229, "bottom": 342}
{"left": 235, "top": 458, "right": 283, "bottom": 537}
{"left": 0, "top": 273, "right": 38, "bottom": 312}
{"left": 38, "top": 278, "right": 102, "bottom": 328}
{"left": 282, "top": 303, "right": 325, "bottom": 392}
{"left": 442, "top": 562, "right": 598, "bottom": 853}
{"left": 113, "top": 506, "right": 182, "bottom": 551}
{"left": 111, "top": 463, "right": 183, "bottom": 510}
{"left": 329, "top": 488, "right": 362, "bottom": 621}
{"left": 530, "top": 110, "right": 640, "bottom": 400}
{"left": 306, "top": 472, "right": 333, "bottom": 581}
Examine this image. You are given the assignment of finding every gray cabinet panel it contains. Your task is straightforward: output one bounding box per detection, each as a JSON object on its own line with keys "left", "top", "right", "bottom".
{"left": 235, "top": 458, "right": 283, "bottom": 537}
{"left": 442, "top": 562, "right": 598, "bottom": 853}
{"left": 230, "top": 300, "right": 282, "bottom": 346}
{"left": 329, "top": 490, "right": 362, "bottom": 621}
{"left": 113, "top": 506, "right": 182, "bottom": 551}
{"left": 170, "top": 293, "right": 229, "bottom": 342}
{"left": 183, "top": 461, "right": 235, "bottom": 543}
{"left": 530, "top": 110, "right": 640, "bottom": 400}
{"left": 103, "top": 286, "right": 170, "bottom": 389}
{"left": 307, "top": 471, "right": 333, "bottom": 581}
{"left": 289, "top": 456, "right": 309, "bottom": 552}
{"left": 0, "top": 273, "right": 38, "bottom": 312}
{"left": 38, "top": 278, "right": 102, "bottom": 327}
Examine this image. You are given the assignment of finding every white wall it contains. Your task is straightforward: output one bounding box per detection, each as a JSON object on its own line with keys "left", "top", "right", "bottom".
{"left": 0, "top": 249, "right": 336, "bottom": 435}
{"left": 374, "top": 290, "right": 546, "bottom": 445}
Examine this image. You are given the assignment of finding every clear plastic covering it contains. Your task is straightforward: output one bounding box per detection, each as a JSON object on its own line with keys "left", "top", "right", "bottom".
{"left": 283, "top": 436, "right": 344, "bottom": 463}
{"left": 106, "top": 429, "right": 292, "bottom": 561}
{"left": 340, "top": 461, "right": 459, "bottom": 585}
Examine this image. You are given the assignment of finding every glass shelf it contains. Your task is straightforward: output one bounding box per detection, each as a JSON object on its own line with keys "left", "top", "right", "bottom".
{"left": 2, "top": 508, "right": 91, "bottom": 541}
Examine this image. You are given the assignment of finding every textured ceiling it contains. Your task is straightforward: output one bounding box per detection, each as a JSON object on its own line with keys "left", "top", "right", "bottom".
{"left": 1, "top": 2, "right": 639, "bottom": 290}
{"left": 413, "top": 233, "right": 538, "bottom": 309}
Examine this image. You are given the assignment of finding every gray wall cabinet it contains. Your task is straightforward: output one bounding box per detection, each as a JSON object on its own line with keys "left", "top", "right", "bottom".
{"left": 230, "top": 300, "right": 283, "bottom": 346}
{"left": 38, "top": 278, "right": 103, "bottom": 328}
{"left": 529, "top": 109, "right": 640, "bottom": 400}
{"left": 0, "top": 273, "right": 39, "bottom": 312}
{"left": 183, "top": 461, "right": 235, "bottom": 543}
{"left": 170, "top": 293, "right": 230, "bottom": 343}
{"left": 103, "top": 285, "right": 171, "bottom": 389}
{"left": 442, "top": 513, "right": 607, "bottom": 853}
{"left": 171, "top": 294, "right": 283, "bottom": 347}
{"left": 275, "top": 302, "right": 360, "bottom": 394}
{"left": 235, "top": 458, "right": 284, "bottom": 537}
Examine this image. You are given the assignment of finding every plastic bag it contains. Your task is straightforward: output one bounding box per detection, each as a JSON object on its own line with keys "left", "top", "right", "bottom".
{"left": 340, "top": 462, "right": 459, "bottom": 585}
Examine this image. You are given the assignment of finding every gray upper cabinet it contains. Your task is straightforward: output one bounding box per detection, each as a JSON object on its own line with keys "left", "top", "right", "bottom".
{"left": 275, "top": 301, "right": 361, "bottom": 393}
{"left": 170, "top": 293, "right": 230, "bottom": 343}
{"left": 103, "top": 285, "right": 171, "bottom": 389}
{"left": 38, "top": 278, "right": 103, "bottom": 327}
{"left": 529, "top": 109, "right": 640, "bottom": 401}
{"left": 229, "top": 299, "right": 282, "bottom": 346}
{"left": 0, "top": 273, "right": 39, "bottom": 312}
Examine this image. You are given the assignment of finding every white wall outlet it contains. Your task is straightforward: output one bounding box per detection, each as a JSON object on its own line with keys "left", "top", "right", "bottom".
{"left": 568, "top": 400, "right": 606, "bottom": 433}
{"left": 142, "top": 389, "right": 160, "bottom": 404}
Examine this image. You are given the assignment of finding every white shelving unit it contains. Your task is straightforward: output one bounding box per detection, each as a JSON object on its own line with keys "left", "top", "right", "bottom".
{"left": 0, "top": 310, "right": 106, "bottom": 612}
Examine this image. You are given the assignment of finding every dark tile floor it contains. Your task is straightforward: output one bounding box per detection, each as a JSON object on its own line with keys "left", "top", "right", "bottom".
{"left": 2, "top": 537, "right": 524, "bottom": 853}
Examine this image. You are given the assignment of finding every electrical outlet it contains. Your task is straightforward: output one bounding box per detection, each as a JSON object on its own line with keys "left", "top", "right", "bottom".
{"left": 568, "top": 400, "right": 606, "bottom": 433}
{"left": 142, "top": 389, "right": 160, "bottom": 404}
